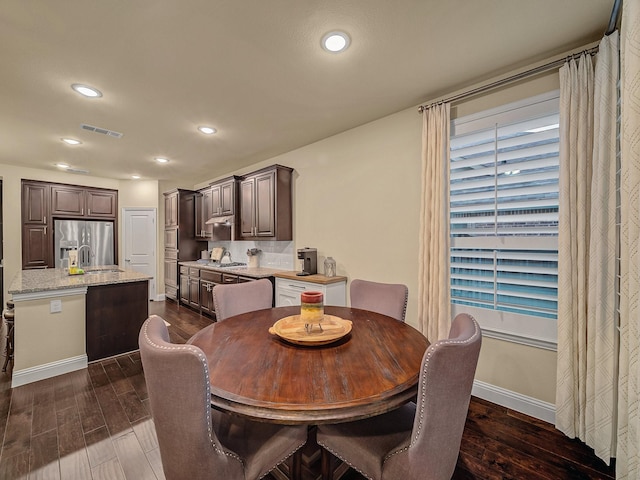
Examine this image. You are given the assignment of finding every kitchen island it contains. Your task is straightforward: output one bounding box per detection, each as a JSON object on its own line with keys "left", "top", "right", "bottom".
{"left": 8, "top": 267, "right": 151, "bottom": 387}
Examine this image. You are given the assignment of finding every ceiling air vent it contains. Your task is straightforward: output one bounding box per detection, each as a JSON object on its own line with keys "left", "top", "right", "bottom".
{"left": 80, "top": 123, "right": 123, "bottom": 138}
{"left": 66, "top": 167, "right": 90, "bottom": 175}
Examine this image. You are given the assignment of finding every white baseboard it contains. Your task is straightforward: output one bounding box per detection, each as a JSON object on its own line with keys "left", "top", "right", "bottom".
{"left": 12, "top": 355, "right": 88, "bottom": 388}
{"left": 153, "top": 294, "right": 166, "bottom": 302}
{"left": 472, "top": 379, "right": 556, "bottom": 424}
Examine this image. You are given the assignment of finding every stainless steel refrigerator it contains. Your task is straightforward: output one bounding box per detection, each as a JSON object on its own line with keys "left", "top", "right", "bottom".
{"left": 54, "top": 219, "right": 115, "bottom": 268}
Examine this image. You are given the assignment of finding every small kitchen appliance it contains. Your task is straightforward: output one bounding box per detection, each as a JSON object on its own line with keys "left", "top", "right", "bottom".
{"left": 296, "top": 247, "right": 317, "bottom": 276}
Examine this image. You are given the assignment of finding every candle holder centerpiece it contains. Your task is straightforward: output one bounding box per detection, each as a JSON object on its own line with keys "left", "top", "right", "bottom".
{"left": 300, "top": 291, "right": 324, "bottom": 334}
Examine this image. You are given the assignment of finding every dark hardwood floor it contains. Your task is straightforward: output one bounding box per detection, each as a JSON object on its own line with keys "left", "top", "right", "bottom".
{"left": 0, "top": 300, "right": 615, "bottom": 479}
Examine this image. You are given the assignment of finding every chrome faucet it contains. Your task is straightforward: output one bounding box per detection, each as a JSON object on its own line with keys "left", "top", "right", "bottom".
{"left": 77, "top": 244, "right": 92, "bottom": 267}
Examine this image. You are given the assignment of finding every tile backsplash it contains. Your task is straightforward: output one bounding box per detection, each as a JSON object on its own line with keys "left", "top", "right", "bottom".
{"left": 207, "top": 240, "right": 295, "bottom": 270}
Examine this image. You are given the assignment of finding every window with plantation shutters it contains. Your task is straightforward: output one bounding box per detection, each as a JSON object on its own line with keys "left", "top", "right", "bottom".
{"left": 450, "top": 91, "right": 559, "bottom": 348}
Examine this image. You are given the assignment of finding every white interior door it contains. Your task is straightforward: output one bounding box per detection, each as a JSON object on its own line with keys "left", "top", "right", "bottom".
{"left": 123, "top": 208, "right": 157, "bottom": 301}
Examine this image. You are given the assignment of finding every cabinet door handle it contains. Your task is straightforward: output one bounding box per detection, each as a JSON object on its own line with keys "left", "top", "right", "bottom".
{"left": 287, "top": 284, "right": 306, "bottom": 290}
{"left": 88, "top": 209, "right": 91, "bottom": 215}
{"left": 81, "top": 208, "right": 84, "bottom": 215}
{"left": 44, "top": 226, "right": 47, "bottom": 235}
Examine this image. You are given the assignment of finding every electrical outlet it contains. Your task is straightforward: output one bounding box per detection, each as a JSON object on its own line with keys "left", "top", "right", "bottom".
{"left": 50, "top": 299, "right": 62, "bottom": 313}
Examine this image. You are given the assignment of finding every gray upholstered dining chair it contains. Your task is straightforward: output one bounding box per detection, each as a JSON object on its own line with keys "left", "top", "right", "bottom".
{"left": 212, "top": 278, "right": 273, "bottom": 321}
{"left": 350, "top": 279, "right": 408, "bottom": 322}
{"left": 139, "top": 315, "right": 307, "bottom": 480}
{"left": 316, "top": 313, "right": 482, "bottom": 480}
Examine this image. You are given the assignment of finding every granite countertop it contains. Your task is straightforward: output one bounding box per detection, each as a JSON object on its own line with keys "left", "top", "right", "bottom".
{"left": 178, "top": 261, "right": 286, "bottom": 279}
{"left": 8, "top": 266, "right": 153, "bottom": 295}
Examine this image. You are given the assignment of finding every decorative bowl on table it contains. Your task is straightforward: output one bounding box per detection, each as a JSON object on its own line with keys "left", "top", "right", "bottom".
{"left": 268, "top": 314, "right": 352, "bottom": 346}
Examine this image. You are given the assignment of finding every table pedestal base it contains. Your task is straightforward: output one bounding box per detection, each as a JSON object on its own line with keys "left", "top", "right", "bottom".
{"left": 270, "top": 427, "right": 351, "bottom": 480}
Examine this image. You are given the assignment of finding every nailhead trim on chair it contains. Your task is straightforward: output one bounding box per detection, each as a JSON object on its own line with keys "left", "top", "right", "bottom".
{"left": 142, "top": 318, "right": 245, "bottom": 467}
{"left": 317, "top": 442, "right": 375, "bottom": 480}
{"left": 383, "top": 315, "right": 480, "bottom": 464}
{"left": 401, "top": 289, "right": 408, "bottom": 322}
{"left": 258, "top": 440, "right": 308, "bottom": 480}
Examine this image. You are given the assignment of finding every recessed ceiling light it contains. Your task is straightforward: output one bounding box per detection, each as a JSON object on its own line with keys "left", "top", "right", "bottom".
{"left": 322, "top": 31, "right": 350, "bottom": 53}
{"left": 198, "top": 126, "right": 217, "bottom": 135}
{"left": 155, "top": 157, "right": 169, "bottom": 164}
{"left": 131, "top": 175, "right": 141, "bottom": 180}
{"left": 61, "top": 138, "right": 82, "bottom": 145}
{"left": 56, "top": 163, "right": 70, "bottom": 169}
{"left": 71, "top": 83, "right": 102, "bottom": 98}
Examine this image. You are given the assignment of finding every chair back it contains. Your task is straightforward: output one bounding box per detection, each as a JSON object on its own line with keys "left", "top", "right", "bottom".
{"left": 212, "top": 278, "right": 273, "bottom": 321}
{"left": 386, "top": 313, "right": 482, "bottom": 479}
{"left": 350, "top": 279, "right": 408, "bottom": 321}
{"left": 139, "top": 315, "right": 244, "bottom": 480}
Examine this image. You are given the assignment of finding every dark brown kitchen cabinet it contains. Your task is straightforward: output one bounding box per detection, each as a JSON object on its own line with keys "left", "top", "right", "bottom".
{"left": 86, "top": 189, "right": 117, "bottom": 218}
{"left": 22, "top": 181, "right": 50, "bottom": 225}
{"left": 165, "top": 191, "right": 179, "bottom": 228}
{"left": 164, "top": 248, "right": 178, "bottom": 300}
{"left": 239, "top": 165, "right": 292, "bottom": 240}
{"left": 22, "top": 225, "right": 51, "bottom": 268}
{"left": 51, "top": 185, "right": 117, "bottom": 219}
{"left": 199, "top": 270, "right": 222, "bottom": 316}
{"left": 179, "top": 266, "right": 200, "bottom": 308}
{"left": 163, "top": 189, "right": 204, "bottom": 301}
{"left": 22, "top": 179, "right": 119, "bottom": 269}
{"left": 22, "top": 181, "right": 52, "bottom": 268}
{"left": 196, "top": 176, "right": 239, "bottom": 238}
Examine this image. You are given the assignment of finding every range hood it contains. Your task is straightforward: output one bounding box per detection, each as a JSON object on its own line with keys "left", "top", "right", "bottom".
{"left": 205, "top": 214, "right": 236, "bottom": 241}
{"left": 205, "top": 214, "right": 234, "bottom": 225}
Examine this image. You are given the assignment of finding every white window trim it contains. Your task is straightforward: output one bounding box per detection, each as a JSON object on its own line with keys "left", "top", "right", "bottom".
{"left": 450, "top": 90, "right": 560, "bottom": 350}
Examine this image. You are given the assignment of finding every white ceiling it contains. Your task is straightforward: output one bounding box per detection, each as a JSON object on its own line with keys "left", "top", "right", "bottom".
{"left": 0, "top": 0, "right": 613, "bottom": 185}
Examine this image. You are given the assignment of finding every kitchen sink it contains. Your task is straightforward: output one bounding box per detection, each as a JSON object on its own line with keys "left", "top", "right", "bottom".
{"left": 84, "top": 269, "right": 124, "bottom": 275}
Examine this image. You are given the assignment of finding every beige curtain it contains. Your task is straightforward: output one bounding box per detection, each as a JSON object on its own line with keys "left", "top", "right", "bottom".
{"left": 418, "top": 103, "right": 451, "bottom": 342}
{"left": 555, "top": 32, "right": 619, "bottom": 463}
{"left": 617, "top": 1, "right": 640, "bottom": 476}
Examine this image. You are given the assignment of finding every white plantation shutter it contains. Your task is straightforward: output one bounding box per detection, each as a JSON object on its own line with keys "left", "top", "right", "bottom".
{"left": 450, "top": 91, "right": 559, "bottom": 345}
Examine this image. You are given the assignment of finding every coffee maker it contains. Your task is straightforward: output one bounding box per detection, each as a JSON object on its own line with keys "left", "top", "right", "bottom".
{"left": 296, "top": 247, "right": 317, "bottom": 276}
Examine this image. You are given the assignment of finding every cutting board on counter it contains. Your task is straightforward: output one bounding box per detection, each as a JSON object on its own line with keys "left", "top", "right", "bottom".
{"left": 210, "top": 247, "right": 224, "bottom": 261}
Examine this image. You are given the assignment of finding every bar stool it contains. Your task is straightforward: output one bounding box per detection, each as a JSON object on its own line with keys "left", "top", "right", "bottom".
{"left": 2, "top": 301, "right": 14, "bottom": 372}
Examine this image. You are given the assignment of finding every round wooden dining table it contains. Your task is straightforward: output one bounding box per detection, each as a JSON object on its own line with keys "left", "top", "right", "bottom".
{"left": 187, "top": 305, "right": 429, "bottom": 425}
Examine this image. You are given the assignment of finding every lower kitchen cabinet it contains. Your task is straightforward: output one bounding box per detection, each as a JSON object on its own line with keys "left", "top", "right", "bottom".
{"left": 179, "top": 266, "right": 200, "bottom": 308}
{"left": 179, "top": 263, "right": 275, "bottom": 317}
{"left": 199, "top": 270, "right": 222, "bottom": 315}
{"left": 274, "top": 274, "right": 347, "bottom": 307}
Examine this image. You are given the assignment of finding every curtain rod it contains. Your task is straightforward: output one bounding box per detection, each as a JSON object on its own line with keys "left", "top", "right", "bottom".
{"left": 417, "top": 46, "right": 599, "bottom": 113}
{"left": 607, "top": 0, "right": 622, "bottom": 35}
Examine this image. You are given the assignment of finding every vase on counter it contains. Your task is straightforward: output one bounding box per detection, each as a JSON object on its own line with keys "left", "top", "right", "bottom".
{"left": 324, "top": 257, "right": 336, "bottom": 277}
{"left": 247, "top": 248, "right": 261, "bottom": 268}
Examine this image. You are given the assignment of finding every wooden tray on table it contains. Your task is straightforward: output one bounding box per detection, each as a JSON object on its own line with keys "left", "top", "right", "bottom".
{"left": 269, "top": 314, "right": 352, "bottom": 346}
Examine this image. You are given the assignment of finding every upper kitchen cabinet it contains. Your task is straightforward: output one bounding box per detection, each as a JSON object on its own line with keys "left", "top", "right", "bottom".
{"left": 164, "top": 190, "right": 179, "bottom": 228}
{"left": 239, "top": 165, "right": 293, "bottom": 240}
{"left": 21, "top": 179, "right": 118, "bottom": 269}
{"left": 22, "top": 181, "right": 50, "bottom": 225}
{"left": 22, "top": 181, "right": 51, "bottom": 268}
{"left": 51, "top": 184, "right": 117, "bottom": 219}
{"left": 196, "top": 176, "right": 239, "bottom": 238}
